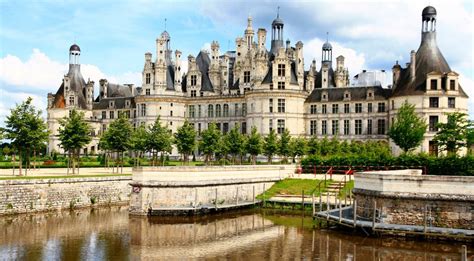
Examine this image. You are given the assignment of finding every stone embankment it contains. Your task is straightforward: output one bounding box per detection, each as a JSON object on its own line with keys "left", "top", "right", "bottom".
{"left": 0, "top": 176, "right": 131, "bottom": 215}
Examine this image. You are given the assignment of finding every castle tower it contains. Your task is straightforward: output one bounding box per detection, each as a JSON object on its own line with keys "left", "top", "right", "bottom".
{"left": 321, "top": 38, "right": 333, "bottom": 88}
{"left": 334, "top": 55, "right": 349, "bottom": 87}
{"left": 257, "top": 28, "right": 266, "bottom": 51}
{"left": 295, "top": 41, "right": 305, "bottom": 88}
{"left": 244, "top": 16, "right": 254, "bottom": 49}
{"left": 270, "top": 7, "right": 284, "bottom": 58}
{"left": 174, "top": 50, "right": 182, "bottom": 91}
{"left": 209, "top": 41, "right": 221, "bottom": 93}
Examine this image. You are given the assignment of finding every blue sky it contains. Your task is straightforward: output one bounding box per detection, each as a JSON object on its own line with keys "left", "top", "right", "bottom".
{"left": 0, "top": 0, "right": 473, "bottom": 123}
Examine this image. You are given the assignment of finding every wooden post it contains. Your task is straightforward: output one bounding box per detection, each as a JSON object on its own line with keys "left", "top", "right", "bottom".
{"left": 461, "top": 245, "right": 467, "bottom": 261}
{"left": 253, "top": 185, "right": 255, "bottom": 204}
{"left": 339, "top": 198, "right": 342, "bottom": 223}
{"left": 423, "top": 204, "right": 427, "bottom": 233}
{"left": 372, "top": 200, "right": 377, "bottom": 230}
{"left": 236, "top": 187, "right": 239, "bottom": 205}
{"left": 194, "top": 188, "right": 198, "bottom": 209}
{"left": 353, "top": 200, "right": 357, "bottom": 228}
{"left": 215, "top": 188, "right": 218, "bottom": 209}
{"left": 302, "top": 189, "right": 304, "bottom": 210}
{"left": 312, "top": 194, "right": 315, "bottom": 216}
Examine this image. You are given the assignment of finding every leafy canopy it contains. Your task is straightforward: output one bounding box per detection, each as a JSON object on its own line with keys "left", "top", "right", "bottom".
{"left": 388, "top": 101, "right": 427, "bottom": 153}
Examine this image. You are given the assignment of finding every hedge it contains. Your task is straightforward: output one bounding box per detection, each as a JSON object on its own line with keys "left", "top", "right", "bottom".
{"left": 301, "top": 154, "right": 474, "bottom": 176}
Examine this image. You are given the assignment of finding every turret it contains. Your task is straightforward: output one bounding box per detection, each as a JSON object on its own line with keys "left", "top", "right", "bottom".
{"left": 270, "top": 8, "right": 284, "bottom": 58}
{"left": 244, "top": 16, "right": 254, "bottom": 49}
{"left": 86, "top": 80, "right": 94, "bottom": 109}
{"left": 174, "top": 50, "right": 182, "bottom": 90}
{"left": 99, "top": 79, "right": 108, "bottom": 99}
{"left": 257, "top": 28, "right": 266, "bottom": 51}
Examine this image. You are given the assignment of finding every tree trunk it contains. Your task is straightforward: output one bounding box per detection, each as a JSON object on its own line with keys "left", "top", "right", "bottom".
{"left": 18, "top": 152, "right": 22, "bottom": 176}
{"left": 77, "top": 149, "right": 80, "bottom": 175}
{"left": 121, "top": 151, "right": 124, "bottom": 174}
{"left": 12, "top": 153, "right": 16, "bottom": 176}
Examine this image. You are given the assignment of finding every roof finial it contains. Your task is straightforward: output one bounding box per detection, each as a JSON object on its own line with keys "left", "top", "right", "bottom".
{"left": 164, "top": 18, "right": 167, "bottom": 30}
{"left": 277, "top": 6, "right": 280, "bottom": 18}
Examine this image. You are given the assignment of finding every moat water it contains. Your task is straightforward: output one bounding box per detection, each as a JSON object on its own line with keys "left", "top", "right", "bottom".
{"left": 0, "top": 207, "right": 470, "bottom": 260}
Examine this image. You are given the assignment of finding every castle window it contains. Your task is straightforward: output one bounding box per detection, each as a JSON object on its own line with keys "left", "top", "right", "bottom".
{"left": 198, "top": 105, "right": 201, "bottom": 117}
{"left": 429, "top": 116, "right": 439, "bottom": 132}
{"left": 69, "top": 96, "right": 74, "bottom": 106}
{"left": 244, "top": 71, "right": 250, "bottom": 84}
{"left": 355, "top": 103, "right": 362, "bottom": 113}
{"left": 367, "top": 119, "right": 373, "bottom": 135}
{"left": 449, "top": 80, "right": 456, "bottom": 90}
{"left": 146, "top": 89, "right": 151, "bottom": 96}
{"left": 344, "top": 104, "right": 350, "bottom": 113}
{"left": 269, "top": 84, "right": 273, "bottom": 90}
{"left": 429, "top": 141, "right": 438, "bottom": 156}
{"left": 102, "top": 111, "right": 106, "bottom": 119}
{"left": 332, "top": 104, "right": 339, "bottom": 114}
{"left": 145, "top": 73, "right": 151, "bottom": 84}
{"left": 377, "top": 102, "right": 385, "bottom": 112}
{"left": 216, "top": 104, "right": 221, "bottom": 117}
{"left": 277, "top": 99, "right": 285, "bottom": 113}
{"left": 223, "top": 104, "right": 229, "bottom": 117}
{"left": 310, "top": 105, "right": 317, "bottom": 114}
{"left": 269, "top": 119, "right": 273, "bottom": 132}
{"left": 277, "top": 119, "right": 285, "bottom": 134}
{"left": 141, "top": 104, "right": 147, "bottom": 116}
{"left": 223, "top": 123, "right": 229, "bottom": 133}
{"left": 368, "top": 103, "right": 373, "bottom": 113}
{"left": 322, "top": 104, "right": 327, "bottom": 114}
{"left": 200, "top": 91, "right": 204, "bottom": 97}
{"left": 377, "top": 119, "right": 386, "bottom": 135}
{"left": 429, "top": 97, "right": 439, "bottom": 108}
{"left": 241, "top": 122, "right": 247, "bottom": 134}
{"left": 277, "top": 81, "right": 285, "bottom": 90}
{"left": 191, "top": 75, "right": 197, "bottom": 86}
{"left": 208, "top": 105, "right": 214, "bottom": 117}
{"left": 310, "top": 120, "right": 317, "bottom": 135}
{"left": 234, "top": 103, "right": 239, "bottom": 116}
{"left": 344, "top": 120, "right": 350, "bottom": 135}
{"left": 188, "top": 105, "right": 195, "bottom": 118}
{"left": 191, "top": 90, "right": 197, "bottom": 97}
{"left": 321, "top": 120, "right": 327, "bottom": 135}
{"left": 332, "top": 120, "right": 339, "bottom": 135}
{"left": 110, "top": 111, "right": 114, "bottom": 119}
{"left": 430, "top": 79, "right": 437, "bottom": 90}
{"left": 269, "top": 99, "right": 273, "bottom": 113}
{"left": 242, "top": 103, "right": 247, "bottom": 116}
{"left": 448, "top": 97, "right": 455, "bottom": 108}
{"left": 277, "top": 64, "right": 285, "bottom": 77}
{"left": 170, "top": 111, "right": 173, "bottom": 117}
{"left": 355, "top": 120, "right": 362, "bottom": 135}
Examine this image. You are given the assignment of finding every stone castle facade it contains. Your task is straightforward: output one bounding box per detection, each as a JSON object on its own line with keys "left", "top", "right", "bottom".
{"left": 47, "top": 6, "right": 469, "bottom": 156}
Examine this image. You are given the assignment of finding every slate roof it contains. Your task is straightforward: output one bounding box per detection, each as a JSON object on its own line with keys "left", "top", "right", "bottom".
{"left": 392, "top": 32, "right": 468, "bottom": 98}
{"left": 51, "top": 64, "right": 88, "bottom": 109}
{"left": 195, "top": 51, "right": 214, "bottom": 92}
{"left": 305, "top": 86, "right": 391, "bottom": 103}
{"left": 93, "top": 97, "right": 136, "bottom": 110}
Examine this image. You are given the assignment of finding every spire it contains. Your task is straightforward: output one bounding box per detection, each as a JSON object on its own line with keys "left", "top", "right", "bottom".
{"left": 164, "top": 18, "right": 167, "bottom": 30}
{"left": 277, "top": 6, "right": 280, "bottom": 18}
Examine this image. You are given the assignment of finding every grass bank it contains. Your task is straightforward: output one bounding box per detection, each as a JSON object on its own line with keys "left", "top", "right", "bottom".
{"left": 257, "top": 178, "right": 333, "bottom": 201}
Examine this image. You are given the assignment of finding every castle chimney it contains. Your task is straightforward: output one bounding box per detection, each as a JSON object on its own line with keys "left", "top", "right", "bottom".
{"left": 410, "top": 50, "right": 416, "bottom": 81}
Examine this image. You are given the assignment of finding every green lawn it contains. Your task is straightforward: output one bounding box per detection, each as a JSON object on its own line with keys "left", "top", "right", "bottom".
{"left": 257, "top": 178, "right": 333, "bottom": 201}
{"left": 0, "top": 174, "right": 131, "bottom": 180}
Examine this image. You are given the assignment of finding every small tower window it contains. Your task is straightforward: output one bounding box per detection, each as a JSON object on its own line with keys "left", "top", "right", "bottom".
{"left": 244, "top": 71, "right": 251, "bottom": 83}
{"left": 145, "top": 73, "right": 151, "bottom": 84}
{"left": 277, "top": 64, "right": 285, "bottom": 77}
{"left": 430, "top": 79, "right": 437, "bottom": 90}
{"left": 69, "top": 97, "right": 74, "bottom": 105}
{"left": 449, "top": 80, "right": 456, "bottom": 90}
{"left": 191, "top": 75, "right": 197, "bottom": 86}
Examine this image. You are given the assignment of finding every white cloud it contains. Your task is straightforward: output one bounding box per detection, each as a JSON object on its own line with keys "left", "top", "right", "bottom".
{"left": 304, "top": 38, "right": 366, "bottom": 80}
{"left": 458, "top": 75, "right": 474, "bottom": 119}
{"left": 0, "top": 89, "right": 47, "bottom": 126}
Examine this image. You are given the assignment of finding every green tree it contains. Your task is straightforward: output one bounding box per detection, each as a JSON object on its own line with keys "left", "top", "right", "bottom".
{"left": 246, "top": 126, "right": 263, "bottom": 165}
{"left": 174, "top": 121, "right": 196, "bottom": 165}
{"left": 278, "top": 129, "right": 291, "bottom": 163}
{"left": 216, "top": 133, "right": 230, "bottom": 164}
{"left": 226, "top": 124, "right": 245, "bottom": 164}
{"left": 130, "top": 125, "right": 148, "bottom": 167}
{"left": 147, "top": 117, "right": 173, "bottom": 166}
{"left": 307, "top": 136, "right": 320, "bottom": 155}
{"left": 102, "top": 115, "right": 132, "bottom": 173}
{"left": 4, "top": 97, "right": 49, "bottom": 175}
{"left": 467, "top": 127, "right": 474, "bottom": 155}
{"left": 199, "top": 122, "right": 221, "bottom": 165}
{"left": 263, "top": 129, "right": 278, "bottom": 164}
{"left": 289, "top": 136, "right": 307, "bottom": 163}
{"left": 433, "top": 112, "right": 473, "bottom": 155}
{"left": 58, "top": 109, "right": 92, "bottom": 175}
{"left": 388, "top": 101, "right": 427, "bottom": 153}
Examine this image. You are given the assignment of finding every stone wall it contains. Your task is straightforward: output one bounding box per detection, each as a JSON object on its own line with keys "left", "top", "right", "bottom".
{"left": 129, "top": 165, "right": 294, "bottom": 215}
{"left": 353, "top": 170, "right": 474, "bottom": 229}
{"left": 0, "top": 176, "right": 131, "bottom": 215}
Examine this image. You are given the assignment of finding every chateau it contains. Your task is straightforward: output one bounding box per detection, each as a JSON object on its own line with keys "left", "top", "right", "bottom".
{"left": 47, "top": 6, "right": 469, "bottom": 156}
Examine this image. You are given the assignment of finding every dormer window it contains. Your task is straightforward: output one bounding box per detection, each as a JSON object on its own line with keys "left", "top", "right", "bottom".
{"left": 190, "top": 75, "right": 197, "bottom": 86}
{"left": 126, "top": 100, "right": 130, "bottom": 107}
{"left": 430, "top": 79, "right": 437, "bottom": 90}
{"left": 449, "top": 80, "right": 456, "bottom": 90}
{"left": 344, "top": 91, "right": 351, "bottom": 101}
{"left": 322, "top": 91, "right": 328, "bottom": 101}
{"left": 244, "top": 71, "right": 250, "bottom": 84}
{"left": 109, "top": 101, "right": 114, "bottom": 108}
{"left": 69, "top": 96, "right": 74, "bottom": 105}
{"left": 277, "top": 64, "right": 285, "bottom": 77}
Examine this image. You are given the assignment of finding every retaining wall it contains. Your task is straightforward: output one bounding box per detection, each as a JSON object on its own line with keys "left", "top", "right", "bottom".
{"left": 0, "top": 176, "right": 131, "bottom": 215}
{"left": 353, "top": 170, "right": 474, "bottom": 229}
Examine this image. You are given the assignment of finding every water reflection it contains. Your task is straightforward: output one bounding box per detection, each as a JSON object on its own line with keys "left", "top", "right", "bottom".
{"left": 0, "top": 207, "right": 469, "bottom": 260}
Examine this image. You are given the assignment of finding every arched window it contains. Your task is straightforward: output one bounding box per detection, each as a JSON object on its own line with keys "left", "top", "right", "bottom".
{"left": 216, "top": 104, "right": 221, "bottom": 117}
{"left": 208, "top": 104, "right": 214, "bottom": 118}
{"left": 223, "top": 104, "right": 229, "bottom": 117}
